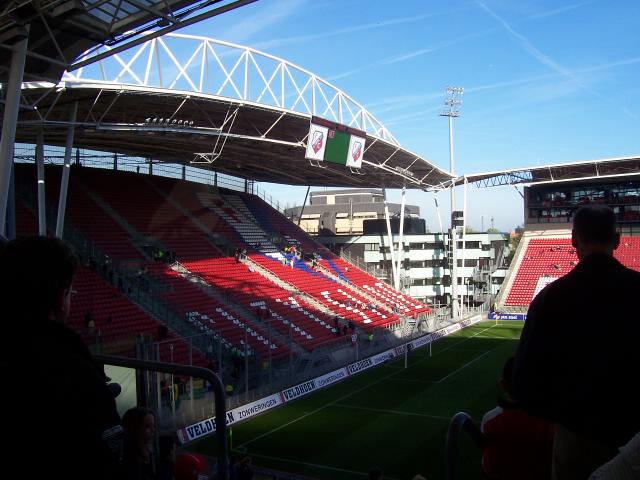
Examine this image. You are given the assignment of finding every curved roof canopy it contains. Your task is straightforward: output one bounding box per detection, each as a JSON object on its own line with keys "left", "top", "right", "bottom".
{"left": 16, "top": 33, "right": 453, "bottom": 189}
{"left": 457, "top": 156, "right": 640, "bottom": 188}
{"left": 0, "top": 0, "right": 256, "bottom": 82}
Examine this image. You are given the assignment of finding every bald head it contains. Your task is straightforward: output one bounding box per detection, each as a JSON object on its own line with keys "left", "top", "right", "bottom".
{"left": 571, "top": 205, "right": 620, "bottom": 259}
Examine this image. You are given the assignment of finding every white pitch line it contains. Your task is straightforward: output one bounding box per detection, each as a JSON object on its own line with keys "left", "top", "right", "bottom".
{"left": 238, "top": 364, "right": 400, "bottom": 448}
{"left": 239, "top": 323, "right": 500, "bottom": 448}
{"left": 241, "top": 451, "right": 402, "bottom": 480}
{"left": 385, "top": 376, "right": 434, "bottom": 384}
{"left": 448, "top": 348, "right": 492, "bottom": 353}
{"left": 334, "top": 403, "right": 451, "bottom": 421}
{"left": 436, "top": 350, "right": 492, "bottom": 384}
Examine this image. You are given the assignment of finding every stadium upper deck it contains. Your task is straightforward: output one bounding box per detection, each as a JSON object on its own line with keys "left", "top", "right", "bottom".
{"left": 10, "top": 32, "right": 453, "bottom": 190}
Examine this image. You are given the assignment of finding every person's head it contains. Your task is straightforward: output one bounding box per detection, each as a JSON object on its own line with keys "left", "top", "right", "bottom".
{"left": 0, "top": 236, "right": 78, "bottom": 323}
{"left": 368, "top": 467, "right": 383, "bottom": 480}
{"left": 571, "top": 205, "right": 620, "bottom": 259}
{"left": 499, "top": 357, "right": 515, "bottom": 399}
{"left": 122, "top": 407, "right": 156, "bottom": 456}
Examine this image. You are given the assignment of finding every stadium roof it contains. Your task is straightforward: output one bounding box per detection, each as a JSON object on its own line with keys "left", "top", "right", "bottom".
{"left": 15, "top": 33, "right": 454, "bottom": 189}
{"left": 0, "top": 0, "right": 256, "bottom": 82}
{"left": 457, "top": 155, "right": 640, "bottom": 188}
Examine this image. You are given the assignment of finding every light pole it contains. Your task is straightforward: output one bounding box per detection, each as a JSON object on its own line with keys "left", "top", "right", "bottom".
{"left": 440, "top": 86, "right": 464, "bottom": 319}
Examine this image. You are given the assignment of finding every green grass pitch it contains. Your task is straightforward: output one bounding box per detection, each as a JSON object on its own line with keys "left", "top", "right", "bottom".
{"left": 191, "top": 321, "right": 524, "bottom": 479}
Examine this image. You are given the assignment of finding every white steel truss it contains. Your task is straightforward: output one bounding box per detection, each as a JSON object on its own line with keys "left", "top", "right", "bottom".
{"left": 61, "top": 33, "right": 400, "bottom": 145}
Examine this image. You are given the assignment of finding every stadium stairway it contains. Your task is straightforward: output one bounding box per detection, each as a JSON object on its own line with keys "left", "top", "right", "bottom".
{"left": 250, "top": 254, "right": 401, "bottom": 331}
{"left": 312, "top": 260, "right": 393, "bottom": 313}
{"left": 244, "top": 255, "right": 349, "bottom": 325}
{"left": 320, "top": 257, "right": 430, "bottom": 318}
{"left": 179, "top": 257, "right": 337, "bottom": 352}
{"left": 153, "top": 180, "right": 244, "bottom": 254}
{"left": 237, "top": 191, "right": 332, "bottom": 255}
{"left": 144, "top": 263, "right": 288, "bottom": 360}
{"left": 197, "top": 191, "right": 280, "bottom": 254}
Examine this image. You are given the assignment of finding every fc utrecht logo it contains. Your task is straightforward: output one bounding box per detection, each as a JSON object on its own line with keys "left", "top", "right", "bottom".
{"left": 312, "top": 130, "right": 324, "bottom": 153}
{"left": 351, "top": 141, "right": 362, "bottom": 162}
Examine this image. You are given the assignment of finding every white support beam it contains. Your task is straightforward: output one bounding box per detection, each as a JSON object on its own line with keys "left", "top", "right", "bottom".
{"left": 382, "top": 187, "right": 398, "bottom": 289}
{"left": 461, "top": 176, "right": 468, "bottom": 316}
{"left": 395, "top": 186, "right": 406, "bottom": 291}
{"left": 55, "top": 102, "right": 78, "bottom": 238}
{"left": 0, "top": 32, "right": 28, "bottom": 237}
{"left": 36, "top": 129, "right": 47, "bottom": 236}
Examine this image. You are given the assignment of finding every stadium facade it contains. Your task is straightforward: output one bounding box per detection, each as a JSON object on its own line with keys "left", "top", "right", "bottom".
{"left": 284, "top": 188, "right": 420, "bottom": 236}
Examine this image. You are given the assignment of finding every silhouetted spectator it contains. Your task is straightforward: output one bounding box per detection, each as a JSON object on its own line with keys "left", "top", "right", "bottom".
{"left": 0, "top": 236, "right": 121, "bottom": 479}
{"left": 121, "top": 407, "right": 156, "bottom": 480}
{"left": 513, "top": 206, "right": 640, "bottom": 479}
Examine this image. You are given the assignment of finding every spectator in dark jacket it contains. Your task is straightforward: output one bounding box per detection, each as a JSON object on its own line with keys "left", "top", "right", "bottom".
{"left": 513, "top": 206, "right": 640, "bottom": 480}
{"left": 0, "top": 236, "right": 121, "bottom": 479}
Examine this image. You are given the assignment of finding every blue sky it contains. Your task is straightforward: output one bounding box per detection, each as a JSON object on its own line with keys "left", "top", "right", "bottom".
{"left": 179, "top": 0, "right": 640, "bottom": 232}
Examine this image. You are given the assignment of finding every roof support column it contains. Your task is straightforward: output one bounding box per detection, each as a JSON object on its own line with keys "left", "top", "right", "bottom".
{"left": 382, "top": 187, "right": 398, "bottom": 289}
{"left": 55, "top": 102, "right": 78, "bottom": 238}
{"left": 395, "top": 185, "right": 406, "bottom": 291}
{"left": 297, "top": 186, "right": 311, "bottom": 227}
{"left": 0, "top": 30, "right": 28, "bottom": 237}
{"left": 6, "top": 164, "right": 15, "bottom": 239}
{"left": 36, "top": 129, "right": 47, "bottom": 236}
{"left": 461, "top": 176, "right": 468, "bottom": 316}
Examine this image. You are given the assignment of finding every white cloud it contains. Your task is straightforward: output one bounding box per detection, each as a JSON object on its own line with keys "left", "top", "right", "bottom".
{"left": 526, "top": 0, "right": 597, "bottom": 21}
{"left": 253, "top": 9, "right": 458, "bottom": 51}
{"left": 222, "top": 0, "right": 308, "bottom": 44}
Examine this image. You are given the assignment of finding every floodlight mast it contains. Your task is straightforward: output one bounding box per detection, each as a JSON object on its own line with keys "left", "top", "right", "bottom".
{"left": 440, "top": 86, "right": 463, "bottom": 319}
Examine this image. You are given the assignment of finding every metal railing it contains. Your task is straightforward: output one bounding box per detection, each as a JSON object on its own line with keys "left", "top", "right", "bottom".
{"left": 445, "top": 412, "right": 485, "bottom": 480}
{"left": 94, "top": 355, "right": 229, "bottom": 480}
